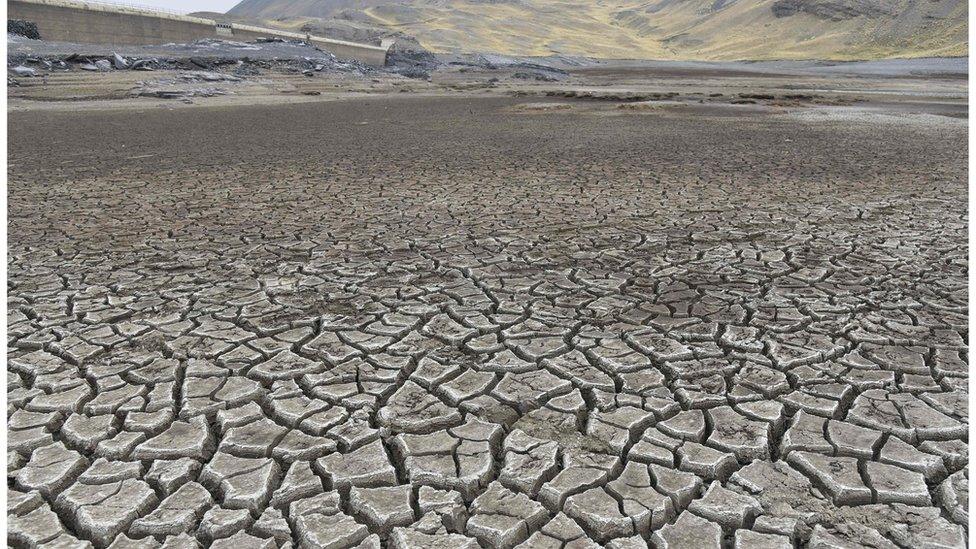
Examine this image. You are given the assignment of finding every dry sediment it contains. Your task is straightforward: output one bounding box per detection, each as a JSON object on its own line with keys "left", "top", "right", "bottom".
{"left": 7, "top": 91, "right": 969, "bottom": 548}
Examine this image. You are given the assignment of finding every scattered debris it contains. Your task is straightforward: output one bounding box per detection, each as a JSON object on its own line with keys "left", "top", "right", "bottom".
{"left": 190, "top": 57, "right": 214, "bottom": 70}
{"left": 130, "top": 59, "right": 158, "bottom": 71}
{"left": 616, "top": 101, "right": 671, "bottom": 111}
{"left": 510, "top": 102, "right": 573, "bottom": 112}
{"left": 132, "top": 87, "right": 227, "bottom": 99}
{"left": 512, "top": 71, "right": 561, "bottom": 82}
{"left": 543, "top": 90, "right": 679, "bottom": 102}
{"left": 387, "top": 48, "right": 440, "bottom": 79}
{"left": 739, "top": 93, "right": 775, "bottom": 100}
{"left": 111, "top": 52, "right": 129, "bottom": 70}
{"left": 177, "top": 71, "right": 241, "bottom": 82}
{"left": 191, "top": 38, "right": 261, "bottom": 50}
{"left": 6, "top": 36, "right": 377, "bottom": 87}
{"left": 10, "top": 65, "right": 36, "bottom": 77}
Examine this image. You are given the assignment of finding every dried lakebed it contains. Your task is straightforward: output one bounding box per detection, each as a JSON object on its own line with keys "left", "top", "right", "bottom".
{"left": 7, "top": 95, "right": 968, "bottom": 548}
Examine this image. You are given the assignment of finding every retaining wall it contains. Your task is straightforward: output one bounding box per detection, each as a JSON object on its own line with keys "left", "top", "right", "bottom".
{"left": 8, "top": 0, "right": 389, "bottom": 65}
{"left": 229, "top": 23, "right": 389, "bottom": 66}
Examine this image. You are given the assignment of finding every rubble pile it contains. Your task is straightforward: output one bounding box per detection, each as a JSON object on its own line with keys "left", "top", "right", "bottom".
{"left": 8, "top": 20, "right": 40, "bottom": 40}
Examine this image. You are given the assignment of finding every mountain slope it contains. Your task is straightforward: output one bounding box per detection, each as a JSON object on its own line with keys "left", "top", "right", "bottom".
{"left": 226, "top": 0, "right": 967, "bottom": 60}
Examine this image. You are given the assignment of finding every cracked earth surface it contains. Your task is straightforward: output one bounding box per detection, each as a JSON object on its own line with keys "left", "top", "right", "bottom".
{"left": 7, "top": 96, "right": 969, "bottom": 548}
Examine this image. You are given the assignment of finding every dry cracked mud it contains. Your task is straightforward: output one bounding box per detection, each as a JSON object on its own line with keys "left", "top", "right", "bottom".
{"left": 7, "top": 94, "right": 968, "bottom": 548}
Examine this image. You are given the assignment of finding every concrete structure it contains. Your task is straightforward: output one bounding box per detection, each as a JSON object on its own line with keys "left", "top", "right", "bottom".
{"left": 8, "top": 0, "right": 389, "bottom": 65}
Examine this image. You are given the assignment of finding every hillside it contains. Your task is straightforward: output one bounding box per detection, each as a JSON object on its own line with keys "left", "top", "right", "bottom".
{"left": 225, "top": 0, "right": 967, "bottom": 60}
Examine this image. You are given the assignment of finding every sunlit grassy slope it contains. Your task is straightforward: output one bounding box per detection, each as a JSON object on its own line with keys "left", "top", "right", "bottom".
{"left": 228, "top": 0, "right": 968, "bottom": 60}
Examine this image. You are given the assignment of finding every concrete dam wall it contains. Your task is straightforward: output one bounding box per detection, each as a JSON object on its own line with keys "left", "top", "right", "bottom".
{"left": 8, "top": 0, "right": 390, "bottom": 65}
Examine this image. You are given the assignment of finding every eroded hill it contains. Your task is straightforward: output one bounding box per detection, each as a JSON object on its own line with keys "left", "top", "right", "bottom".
{"left": 225, "top": 0, "right": 967, "bottom": 60}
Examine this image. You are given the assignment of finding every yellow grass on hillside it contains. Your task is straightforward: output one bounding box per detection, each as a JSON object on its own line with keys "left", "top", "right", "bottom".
{"left": 237, "top": 0, "right": 968, "bottom": 60}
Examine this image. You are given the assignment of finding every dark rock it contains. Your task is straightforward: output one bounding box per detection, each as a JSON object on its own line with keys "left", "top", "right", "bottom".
{"left": 512, "top": 71, "right": 560, "bottom": 82}
{"left": 112, "top": 53, "right": 130, "bottom": 70}
{"left": 394, "top": 66, "right": 431, "bottom": 79}
{"left": 771, "top": 0, "right": 893, "bottom": 20}
{"left": 8, "top": 20, "right": 40, "bottom": 40}
{"left": 131, "top": 59, "right": 159, "bottom": 71}
{"left": 387, "top": 48, "right": 439, "bottom": 79}
{"left": 190, "top": 57, "right": 213, "bottom": 69}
